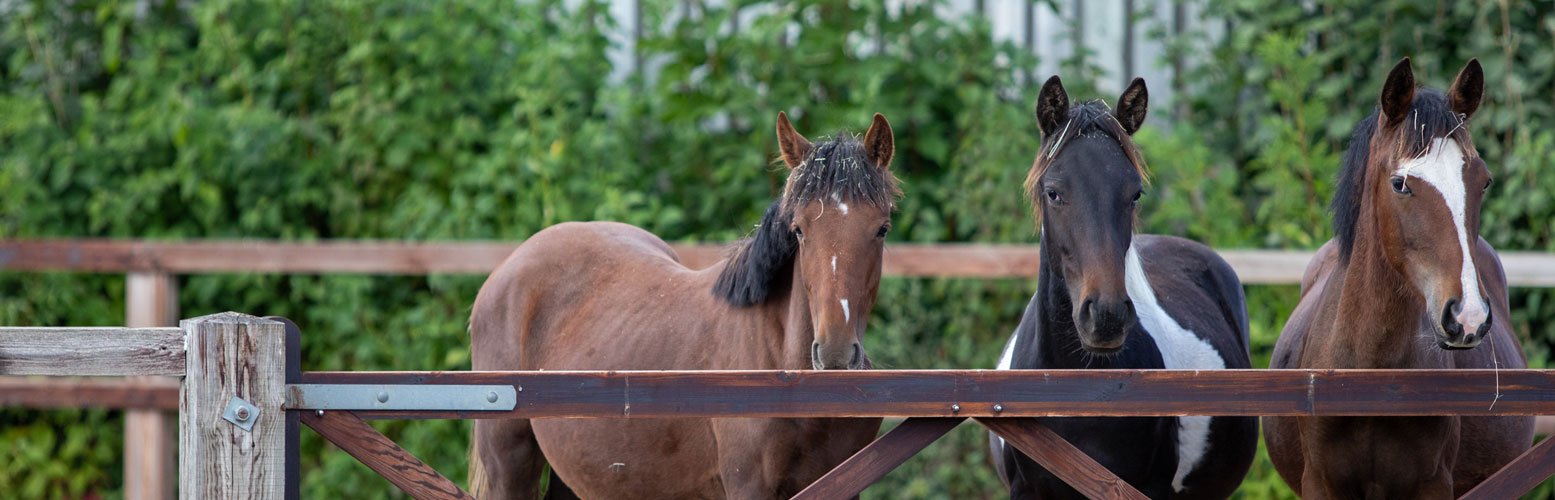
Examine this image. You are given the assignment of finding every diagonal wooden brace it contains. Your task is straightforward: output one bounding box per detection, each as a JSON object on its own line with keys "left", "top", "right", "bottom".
{"left": 301, "top": 409, "right": 475, "bottom": 500}
{"left": 1458, "top": 432, "right": 1555, "bottom": 500}
{"left": 977, "top": 417, "right": 1148, "bottom": 500}
{"left": 791, "top": 417, "right": 966, "bottom": 500}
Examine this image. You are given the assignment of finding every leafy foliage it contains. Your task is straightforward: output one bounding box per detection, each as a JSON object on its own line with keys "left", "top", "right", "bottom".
{"left": 2, "top": 0, "right": 1552, "bottom": 498}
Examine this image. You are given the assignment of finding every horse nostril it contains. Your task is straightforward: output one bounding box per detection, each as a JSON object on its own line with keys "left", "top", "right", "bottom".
{"left": 1121, "top": 300, "right": 1136, "bottom": 320}
{"left": 1441, "top": 302, "right": 1463, "bottom": 336}
{"left": 850, "top": 343, "right": 862, "bottom": 368}
{"left": 1078, "top": 297, "right": 1096, "bottom": 325}
{"left": 811, "top": 341, "right": 821, "bottom": 366}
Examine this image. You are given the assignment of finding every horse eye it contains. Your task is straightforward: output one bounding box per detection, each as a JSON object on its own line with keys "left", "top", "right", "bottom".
{"left": 1132, "top": 190, "right": 1144, "bottom": 202}
{"left": 1390, "top": 176, "right": 1411, "bottom": 195}
{"left": 875, "top": 225, "right": 890, "bottom": 238}
{"left": 793, "top": 226, "right": 804, "bottom": 240}
{"left": 1484, "top": 178, "right": 1493, "bottom": 191}
{"left": 1045, "top": 189, "right": 1062, "bottom": 203}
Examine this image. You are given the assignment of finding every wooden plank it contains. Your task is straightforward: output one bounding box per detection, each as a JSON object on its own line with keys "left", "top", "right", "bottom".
{"left": 125, "top": 271, "right": 178, "bottom": 500}
{"left": 0, "top": 376, "right": 179, "bottom": 409}
{"left": 1458, "top": 434, "right": 1555, "bottom": 500}
{"left": 180, "top": 312, "right": 286, "bottom": 500}
{"left": 293, "top": 369, "right": 1555, "bottom": 419}
{"left": 301, "top": 409, "right": 475, "bottom": 500}
{"left": 791, "top": 417, "right": 964, "bottom": 500}
{"left": 2, "top": 238, "right": 1554, "bottom": 285}
{"left": 5, "top": 239, "right": 1555, "bottom": 285}
{"left": 0, "top": 327, "right": 184, "bottom": 376}
{"left": 269, "top": 316, "right": 303, "bottom": 500}
{"left": 978, "top": 417, "right": 1148, "bottom": 500}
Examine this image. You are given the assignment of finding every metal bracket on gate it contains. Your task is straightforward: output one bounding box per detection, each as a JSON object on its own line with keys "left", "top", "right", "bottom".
{"left": 285, "top": 384, "right": 517, "bottom": 411}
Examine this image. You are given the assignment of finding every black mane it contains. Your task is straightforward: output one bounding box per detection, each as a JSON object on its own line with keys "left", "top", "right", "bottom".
{"left": 713, "top": 132, "right": 900, "bottom": 307}
{"left": 1332, "top": 89, "right": 1470, "bottom": 257}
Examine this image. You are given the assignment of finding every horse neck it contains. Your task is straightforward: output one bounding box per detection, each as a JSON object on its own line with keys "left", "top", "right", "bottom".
{"left": 1330, "top": 218, "right": 1442, "bottom": 368}
{"left": 717, "top": 263, "right": 815, "bottom": 371}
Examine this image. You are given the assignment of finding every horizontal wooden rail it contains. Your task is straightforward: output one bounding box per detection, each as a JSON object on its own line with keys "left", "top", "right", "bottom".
{"left": 0, "top": 327, "right": 184, "bottom": 376}
{"left": 291, "top": 369, "right": 1555, "bottom": 419}
{"left": 0, "top": 376, "right": 180, "bottom": 409}
{"left": 5, "top": 239, "right": 1555, "bottom": 285}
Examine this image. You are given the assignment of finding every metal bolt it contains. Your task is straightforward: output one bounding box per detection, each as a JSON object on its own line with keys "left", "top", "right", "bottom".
{"left": 951, "top": 404, "right": 961, "bottom": 413}
{"left": 992, "top": 404, "right": 1004, "bottom": 413}
{"left": 235, "top": 407, "right": 251, "bottom": 421}
{"left": 316, "top": 410, "right": 325, "bottom": 417}
{"left": 486, "top": 391, "right": 499, "bottom": 403}
{"left": 517, "top": 386, "right": 523, "bottom": 392}
{"left": 377, "top": 390, "right": 390, "bottom": 403}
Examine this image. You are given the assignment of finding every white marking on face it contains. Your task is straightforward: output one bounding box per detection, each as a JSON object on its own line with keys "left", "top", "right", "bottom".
{"left": 838, "top": 202, "right": 849, "bottom": 215}
{"left": 1395, "top": 138, "right": 1488, "bottom": 331}
{"left": 840, "top": 299, "right": 850, "bottom": 324}
{"left": 1125, "top": 244, "right": 1226, "bottom": 492}
{"left": 831, "top": 255, "right": 837, "bottom": 274}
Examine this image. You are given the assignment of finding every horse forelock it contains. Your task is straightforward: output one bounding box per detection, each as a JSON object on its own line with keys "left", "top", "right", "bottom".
{"left": 780, "top": 132, "right": 902, "bottom": 214}
{"left": 1332, "top": 89, "right": 1475, "bottom": 259}
{"left": 1024, "top": 100, "right": 1150, "bottom": 225}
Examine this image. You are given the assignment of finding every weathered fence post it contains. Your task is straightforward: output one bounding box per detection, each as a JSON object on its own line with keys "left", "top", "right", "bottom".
{"left": 125, "top": 272, "right": 178, "bottom": 500}
{"left": 180, "top": 312, "right": 286, "bottom": 500}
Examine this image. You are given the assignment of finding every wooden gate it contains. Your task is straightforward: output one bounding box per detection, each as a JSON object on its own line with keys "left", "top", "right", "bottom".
{"left": 7, "top": 312, "right": 1555, "bottom": 498}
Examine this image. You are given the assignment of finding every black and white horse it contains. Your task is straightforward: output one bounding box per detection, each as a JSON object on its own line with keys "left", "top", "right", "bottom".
{"left": 989, "top": 76, "right": 1257, "bottom": 499}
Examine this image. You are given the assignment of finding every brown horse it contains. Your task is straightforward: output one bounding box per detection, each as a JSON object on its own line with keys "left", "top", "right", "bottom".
{"left": 1264, "top": 58, "right": 1533, "bottom": 499}
{"left": 468, "top": 112, "right": 899, "bottom": 499}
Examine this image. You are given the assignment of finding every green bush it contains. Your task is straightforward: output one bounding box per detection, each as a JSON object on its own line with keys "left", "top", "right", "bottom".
{"left": 2, "top": 0, "right": 1552, "bottom": 498}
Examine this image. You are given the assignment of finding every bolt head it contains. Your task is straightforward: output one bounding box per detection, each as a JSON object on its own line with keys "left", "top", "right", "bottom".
{"left": 993, "top": 404, "right": 1004, "bottom": 413}
{"left": 377, "top": 390, "right": 389, "bottom": 403}
{"left": 486, "top": 391, "right": 499, "bottom": 403}
{"left": 316, "top": 410, "right": 325, "bottom": 417}
{"left": 235, "top": 407, "right": 251, "bottom": 420}
{"left": 951, "top": 404, "right": 961, "bottom": 412}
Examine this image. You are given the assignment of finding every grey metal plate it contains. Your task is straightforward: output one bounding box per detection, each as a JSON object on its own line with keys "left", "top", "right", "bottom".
{"left": 222, "top": 396, "right": 260, "bottom": 431}
{"left": 286, "top": 384, "right": 517, "bottom": 411}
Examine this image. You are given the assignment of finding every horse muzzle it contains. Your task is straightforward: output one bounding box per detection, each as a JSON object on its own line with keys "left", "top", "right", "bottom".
{"left": 1075, "top": 296, "right": 1136, "bottom": 353}
{"left": 1437, "top": 297, "right": 1492, "bottom": 350}
{"left": 811, "top": 340, "right": 864, "bottom": 370}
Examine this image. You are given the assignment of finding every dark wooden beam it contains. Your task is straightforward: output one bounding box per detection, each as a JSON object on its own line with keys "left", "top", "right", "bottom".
{"left": 0, "top": 376, "right": 179, "bottom": 409}
{"left": 292, "top": 369, "right": 1555, "bottom": 419}
{"left": 301, "top": 409, "right": 475, "bottom": 500}
{"left": 979, "top": 417, "right": 1148, "bottom": 499}
{"left": 791, "top": 417, "right": 965, "bottom": 500}
{"left": 1458, "top": 434, "right": 1555, "bottom": 500}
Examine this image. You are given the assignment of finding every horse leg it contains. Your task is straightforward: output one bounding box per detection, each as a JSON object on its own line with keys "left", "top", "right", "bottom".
{"left": 472, "top": 418, "right": 548, "bottom": 500}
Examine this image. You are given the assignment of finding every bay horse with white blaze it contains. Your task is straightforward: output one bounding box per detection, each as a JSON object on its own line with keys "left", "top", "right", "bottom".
{"left": 990, "top": 76, "right": 1257, "bottom": 499}
{"left": 1264, "top": 58, "right": 1533, "bottom": 499}
{"left": 468, "top": 112, "right": 899, "bottom": 499}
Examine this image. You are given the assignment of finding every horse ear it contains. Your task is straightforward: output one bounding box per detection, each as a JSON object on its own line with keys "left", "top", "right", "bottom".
{"left": 1035, "top": 75, "right": 1070, "bottom": 136}
{"left": 775, "top": 111, "right": 813, "bottom": 169}
{"left": 1447, "top": 58, "right": 1484, "bottom": 120}
{"left": 862, "top": 113, "right": 894, "bottom": 169}
{"left": 1379, "top": 57, "right": 1416, "bottom": 126}
{"left": 1115, "top": 77, "right": 1149, "bottom": 135}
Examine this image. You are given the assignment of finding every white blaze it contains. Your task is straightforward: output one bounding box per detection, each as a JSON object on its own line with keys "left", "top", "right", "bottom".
{"left": 838, "top": 202, "right": 849, "bottom": 215}
{"left": 1125, "top": 244, "right": 1226, "bottom": 492}
{"left": 831, "top": 255, "right": 837, "bottom": 274}
{"left": 1396, "top": 137, "right": 1487, "bottom": 331}
{"left": 840, "top": 299, "right": 850, "bottom": 324}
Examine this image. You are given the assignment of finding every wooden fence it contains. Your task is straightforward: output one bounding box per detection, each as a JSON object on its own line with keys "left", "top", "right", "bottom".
{"left": 4, "top": 313, "right": 1555, "bottom": 499}
{"left": 5, "top": 239, "right": 1555, "bottom": 499}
